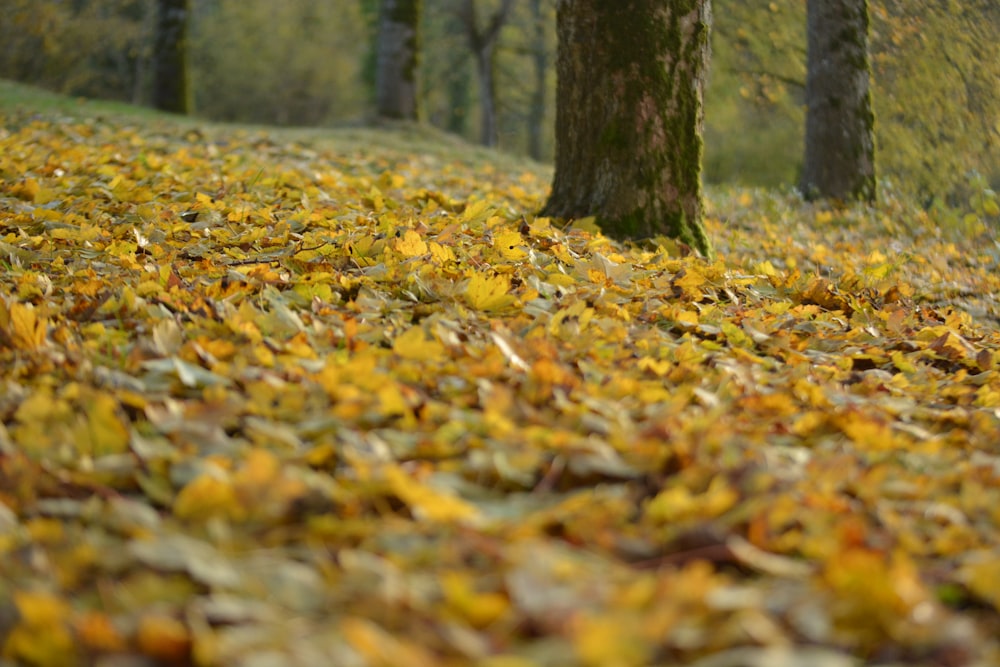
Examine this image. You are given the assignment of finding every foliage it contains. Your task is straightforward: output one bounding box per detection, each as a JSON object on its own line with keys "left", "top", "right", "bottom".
{"left": 871, "top": 0, "right": 1000, "bottom": 205}
{"left": 421, "top": 0, "right": 556, "bottom": 156}
{"left": 191, "top": 0, "right": 368, "bottom": 126}
{"left": 3, "top": 93, "right": 1000, "bottom": 666}
{"left": 707, "top": 0, "right": 806, "bottom": 187}
{"left": 0, "top": 0, "right": 149, "bottom": 102}
{"left": 715, "top": 0, "right": 1000, "bottom": 204}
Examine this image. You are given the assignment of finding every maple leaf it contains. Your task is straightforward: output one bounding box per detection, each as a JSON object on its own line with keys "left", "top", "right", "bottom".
{"left": 464, "top": 272, "right": 517, "bottom": 311}
{"left": 0, "top": 299, "right": 48, "bottom": 350}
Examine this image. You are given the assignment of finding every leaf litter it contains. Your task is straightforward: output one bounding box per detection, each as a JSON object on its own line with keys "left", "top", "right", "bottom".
{"left": 1, "top": 112, "right": 1000, "bottom": 666}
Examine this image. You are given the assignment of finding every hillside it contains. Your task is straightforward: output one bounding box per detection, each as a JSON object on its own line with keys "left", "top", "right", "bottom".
{"left": 2, "top": 83, "right": 1000, "bottom": 666}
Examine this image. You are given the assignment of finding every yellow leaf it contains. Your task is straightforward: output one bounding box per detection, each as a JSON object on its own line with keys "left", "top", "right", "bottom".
{"left": 232, "top": 448, "right": 280, "bottom": 488}
{"left": 12, "top": 591, "right": 71, "bottom": 626}
{"left": 961, "top": 558, "right": 1000, "bottom": 611}
{"left": 465, "top": 273, "right": 516, "bottom": 312}
{"left": 574, "top": 614, "right": 648, "bottom": 667}
{"left": 76, "top": 392, "right": 130, "bottom": 457}
{"left": 755, "top": 260, "right": 778, "bottom": 277}
{"left": 365, "top": 186, "right": 384, "bottom": 211}
{"left": 377, "top": 383, "right": 411, "bottom": 417}
{"left": 0, "top": 301, "right": 47, "bottom": 350}
{"left": 341, "top": 617, "right": 436, "bottom": 667}
{"left": 676, "top": 310, "right": 698, "bottom": 326}
{"left": 461, "top": 199, "right": 491, "bottom": 224}
{"left": 838, "top": 412, "right": 894, "bottom": 449}
{"left": 428, "top": 240, "right": 455, "bottom": 264}
{"left": 173, "top": 471, "right": 245, "bottom": 522}
{"left": 570, "top": 216, "right": 601, "bottom": 234}
{"left": 672, "top": 268, "right": 706, "bottom": 289}
{"left": 393, "top": 326, "right": 447, "bottom": 362}
{"left": 12, "top": 178, "right": 40, "bottom": 201}
{"left": 384, "top": 465, "right": 480, "bottom": 523}
{"left": 441, "top": 572, "right": 509, "bottom": 628}
{"left": 646, "top": 476, "right": 737, "bottom": 523}
{"left": 637, "top": 357, "right": 672, "bottom": 377}
{"left": 493, "top": 230, "right": 528, "bottom": 260}
{"left": 394, "top": 229, "right": 428, "bottom": 257}
{"left": 891, "top": 350, "right": 918, "bottom": 374}
{"left": 3, "top": 591, "right": 77, "bottom": 667}
{"left": 823, "top": 550, "right": 928, "bottom": 629}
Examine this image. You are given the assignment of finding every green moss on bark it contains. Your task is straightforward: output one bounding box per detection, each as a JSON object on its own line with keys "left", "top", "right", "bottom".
{"left": 542, "top": 0, "right": 713, "bottom": 258}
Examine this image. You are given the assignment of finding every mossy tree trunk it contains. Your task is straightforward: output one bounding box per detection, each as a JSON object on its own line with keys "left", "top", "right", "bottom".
{"left": 151, "top": 0, "right": 192, "bottom": 114}
{"left": 801, "top": 0, "right": 875, "bottom": 202}
{"left": 375, "top": 0, "right": 421, "bottom": 121}
{"left": 541, "top": 0, "right": 713, "bottom": 257}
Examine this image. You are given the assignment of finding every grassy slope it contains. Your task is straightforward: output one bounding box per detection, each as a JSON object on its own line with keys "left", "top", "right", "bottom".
{"left": 2, "top": 81, "right": 1000, "bottom": 666}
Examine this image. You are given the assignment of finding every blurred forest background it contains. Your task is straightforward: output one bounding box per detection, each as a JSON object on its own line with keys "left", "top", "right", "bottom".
{"left": 1, "top": 0, "right": 996, "bottom": 212}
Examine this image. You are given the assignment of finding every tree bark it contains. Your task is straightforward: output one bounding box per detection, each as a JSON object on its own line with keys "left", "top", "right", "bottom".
{"left": 542, "top": 0, "right": 713, "bottom": 256}
{"left": 151, "top": 0, "right": 192, "bottom": 114}
{"left": 801, "top": 0, "right": 875, "bottom": 202}
{"left": 375, "top": 0, "right": 421, "bottom": 121}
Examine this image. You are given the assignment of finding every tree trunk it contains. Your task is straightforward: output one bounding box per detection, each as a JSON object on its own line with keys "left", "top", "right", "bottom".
{"left": 151, "top": 0, "right": 192, "bottom": 114}
{"left": 443, "top": 9, "right": 471, "bottom": 136}
{"left": 458, "top": 0, "right": 514, "bottom": 148}
{"left": 446, "top": 58, "right": 471, "bottom": 136}
{"left": 801, "top": 0, "right": 875, "bottom": 202}
{"left": 474, "top": 48, "right": 498, "bottom": 146}
{"left": 527, "top": 0, "right": 547, "bottom": 160}
{"left": 541, "top": 0, "right": 713, "bottom": 257}
{"left": 375, "top": 0, "right": 421, "bottom": 121}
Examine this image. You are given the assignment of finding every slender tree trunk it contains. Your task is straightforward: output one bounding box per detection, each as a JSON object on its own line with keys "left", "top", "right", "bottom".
{"left": 375, "top": 0, "right": 421, "bottom": 120}
{"left": 474, "top": 48, "right": 498, "bottom": 146}
{"left": 801, "top": 0, "right": 875, "bottom": 202}
{"left": 443, "top": 9, "right": 471, "bottom": 136}
{"left": 446, "top": 59, "right": 471, "bottom": 135}
{"left": 151, "top": 0, "right": 192, "bottom": 114}
{"left": 527, "top": 0, "right": 547, "bottom": 160}
{"left": 542, "top": 0, "right": 713, "bottom": 256}
{"left": 458, "top": 0, "right": 514, "bottom": 147}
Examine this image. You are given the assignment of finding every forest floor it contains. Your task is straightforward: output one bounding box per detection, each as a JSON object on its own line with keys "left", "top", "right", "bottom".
{"left": 2, "top": 81, "right": 1000, "bottom": 667}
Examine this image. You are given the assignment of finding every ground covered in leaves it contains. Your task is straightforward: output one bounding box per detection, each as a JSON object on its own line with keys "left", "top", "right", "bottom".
{"left": 2, "top": 104, "right": 1000, "bottom": 667}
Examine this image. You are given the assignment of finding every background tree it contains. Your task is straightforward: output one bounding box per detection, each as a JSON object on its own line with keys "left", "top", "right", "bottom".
{"left": 455, "top": 0, "right": 516, "bottom": 147}
{"left": 871, "top": 0, "right": 999, "bottom": 207}
{"left": 800, "top": 0, "right": 875, "bottom": 202}
{"left": 707, "top": 0, "right": 805, "bottom": 186}
{"left": 542, "top": 0, "right": 713, "bottom": 256}
{"left": 375, "top": 0, "right": 421, "bottom": 120}
{"left": 152, "top": 0, "right": 192, "bottom": 113}
{"left": 0, "top": 0, "right": 149, "bottom": 103}
{"left": 191, "top": 0, "right": 366, "bottom": 126}
{"left": 526, "top": 0, "right": 548, "bottom": 160}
